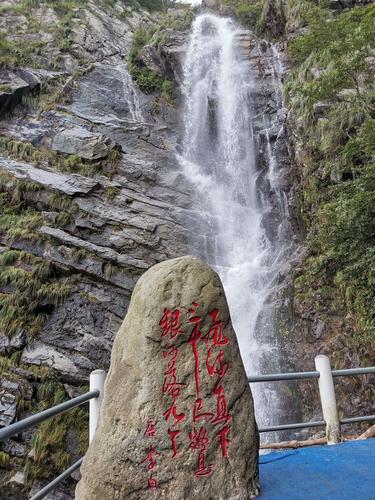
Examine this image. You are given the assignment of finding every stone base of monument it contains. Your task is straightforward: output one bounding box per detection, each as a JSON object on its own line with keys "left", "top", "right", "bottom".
{"left": 76, "top": 256, "right": 259, "bottom": 499}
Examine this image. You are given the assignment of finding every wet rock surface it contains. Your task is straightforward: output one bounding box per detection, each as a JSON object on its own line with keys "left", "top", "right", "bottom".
{"left": 76, "top": 256, "right": 259, "bottom": 500}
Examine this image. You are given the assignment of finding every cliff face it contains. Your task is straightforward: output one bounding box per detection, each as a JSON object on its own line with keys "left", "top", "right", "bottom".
{"left": 278, "top": 0, "right": 375, "bottom": 428}
{"left": 0, "top": 1, "right": 196, "bottom": 497}
{"left": 0, "top": 0, "right": 374, "bottom": 497}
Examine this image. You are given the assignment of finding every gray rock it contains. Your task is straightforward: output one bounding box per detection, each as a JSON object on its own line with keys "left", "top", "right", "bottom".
{"left": 159, "top": 31, "right": 187, "bottom": 83}
{"left": 66, "top": 63, "right": 149, "bottom": 125}
{"left": 51, "top": 127, "right": 116, "bottom": 160}
{"left": 76, "top": 256, "right": 259, "bottom": 500}
{"left": 202, "top": 0, "right": 219, "bottom": 9}
{"left": 0, "top": 330, "right": 26, "bottom": 355}
{"left": 39, "top": 226, "right": 149, "bottom": 269}
{"left": 21, "top": 341, "right": 80, "bottom": 378}
{"left": 0, "top": 157, "right": 99, "bottom": 196}
{"left": 14, "top": 68, "right": 64, "bottom": 89}
{"left": 1, "top": 439, "right": 26, "bottom": 458}
{"left": 137, "top": 45, "right": 167, "bottom": 76}
{"left": 0, "top": 392, "right": 17, "bottom": 426}
{"left": 0, "top": 70, "right": 29, "bottom": 115}
{"left": 0, "top": 68, "right": 64, "bottom": 115}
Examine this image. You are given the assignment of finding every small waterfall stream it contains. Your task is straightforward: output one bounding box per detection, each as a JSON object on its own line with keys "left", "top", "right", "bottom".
{"left": 118, "top": 64, "right": 144, "bottom": 123}
{"left": 178, "top": 13, "right": 294, "bottom": 434}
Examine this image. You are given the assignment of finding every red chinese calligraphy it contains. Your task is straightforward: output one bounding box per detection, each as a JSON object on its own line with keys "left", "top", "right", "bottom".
{"left": 168, "top": 428, "right": 181, "bottom": 458}
{"left": 148, "top": 474, "right": 158, "bottom": 489}
{"left": 211, "top": 386, "right": 232, "bottom": 426}
{"left": 188, "top": 302, "right": 203, "bottom": 397}
{"left": 193, "top": 398, "right": 214, "bottom": 423}
{"left": 203, "top": 309, "right": 228, "bottom": 346}
{"left": 160, "top": 326, "right": 186, "bottom": 460}
{"left": 142, "top": 422, "right": 159, "bottom": 489}
{"left": 216, "top": 425, "right": 231, "bottom": 458}
{"left": 163, "top": 400, "right": 186, "bottom": 423}
{"left": 206, "top": 347, "right": 229, "bottom": 380}
{"left": 144, "top": 419, "right": 156, "bottom": 437}
{"left": 158, "top": 303, "right": 233, "bottom": 477}
{"left": 160, "top": 308, "right": 183, "bottom": 339}
{"left": 204, "top": 308, "right": 233, "bottom": 460}
{"left": 189, "top": 426, "right": 213, "bottom": 477}
{"left": 141, "top": 447, "right": 157, "bottom": 471}
{"left": 162, "top": 347, "right": 186, "bottom": 398}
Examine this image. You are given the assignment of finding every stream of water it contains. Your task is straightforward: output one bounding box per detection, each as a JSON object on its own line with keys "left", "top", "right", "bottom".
{"left": 178, "top": 13, "right": 294, "bottom": 434}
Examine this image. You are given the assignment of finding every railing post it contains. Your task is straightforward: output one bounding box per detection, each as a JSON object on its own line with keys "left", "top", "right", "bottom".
{"left": 89, "top": 369, "right": 106, "bottom": 443}
{"left": 314, "top": 355, "right": 341, "bottom": 445}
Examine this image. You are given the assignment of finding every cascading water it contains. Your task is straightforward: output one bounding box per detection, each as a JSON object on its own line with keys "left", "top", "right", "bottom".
{"left": 118, "top": 64, "right": 144, "bottom": 123}
{"left": 178, "top": 13, "right": 295, "bottom": 434}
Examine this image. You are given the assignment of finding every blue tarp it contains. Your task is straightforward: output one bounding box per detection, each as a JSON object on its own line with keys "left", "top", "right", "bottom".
{"left": 259, "top": 439, "right": 375, "bottom": 499}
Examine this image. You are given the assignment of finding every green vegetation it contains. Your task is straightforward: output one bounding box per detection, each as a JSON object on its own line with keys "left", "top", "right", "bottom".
{"left": 0, "top": 248, "right": 71, "bottom": 336}
{"left": 0, "top": 170, "right": 73, "bottom": 337}
{"left": 0, "top": 0, "right": 92, "bottom": 70}
{"left": 286, "top": 3, "right": 375, "bottom": 343}
{"left": 234, "top": 1, "right": 264, "bottom": 32}
{"left": 129, "top": 28, "right": 175, "bottom": 101}
{"left": 0, "top": 30, "right": 45, "bottom": 69}
{"left": 220, "top": 0, "right": 284, "bottom": 36}
{"left": 0, "top": 136, "right": 111, "bottom": 177}
{"left": 24, "top": 379, "right": 88, "bottom": 486}
{"left": 129, "top": 8, "right": 194, "bottom": 102}
{"left": 104, "top": 185, "right": 121, "bottom": 200}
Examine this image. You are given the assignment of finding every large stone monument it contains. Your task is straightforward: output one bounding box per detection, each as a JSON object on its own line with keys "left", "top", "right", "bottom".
{"left": 76, "top": 256, "right": 259, "bottom": 499}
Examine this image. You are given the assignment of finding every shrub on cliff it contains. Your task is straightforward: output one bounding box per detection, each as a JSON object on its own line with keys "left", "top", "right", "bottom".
{"left": 286, "top": 3, "right": 375, "bottom": 343}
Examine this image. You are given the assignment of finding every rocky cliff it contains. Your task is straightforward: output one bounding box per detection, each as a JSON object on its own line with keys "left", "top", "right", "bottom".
{"left": 0, "top": 1, "right": 197, "bottom": 497}
{"left": 0, "top": 0, "right": 374, "bottom": 498}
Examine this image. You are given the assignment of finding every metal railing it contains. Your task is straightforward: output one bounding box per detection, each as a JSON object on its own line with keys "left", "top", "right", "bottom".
{"left": 248, "top": 355, "right": 375, "bottom": 440}
{"left": 0, "top": 357, "right": 374, "bottom": 499}
{"left": 0, "top": 369, "right": 106, "bottom": 500}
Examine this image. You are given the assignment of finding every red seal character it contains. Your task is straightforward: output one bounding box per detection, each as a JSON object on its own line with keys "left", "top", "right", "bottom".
{"left": 160, "top": 308, "right": 183, "bottom": 339}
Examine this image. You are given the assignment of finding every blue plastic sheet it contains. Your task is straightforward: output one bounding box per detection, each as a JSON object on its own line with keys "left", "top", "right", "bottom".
{"left": 259, "top": 439, "right": 375, "bottom": 499}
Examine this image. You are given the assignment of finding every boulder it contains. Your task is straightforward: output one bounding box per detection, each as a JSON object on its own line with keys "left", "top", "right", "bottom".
{"left": 76, "top": 256, "right": 259, "bottom": 500}
{"left": 51, "top": 127, "right": 116, "bottom": 160}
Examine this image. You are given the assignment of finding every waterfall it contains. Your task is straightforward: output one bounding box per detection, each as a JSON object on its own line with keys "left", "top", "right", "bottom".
{"left": 178, "top": 13, "right": 294, "bottom": 434}
{"left": 118, "top": 64, "right": 144, "bottom": 123}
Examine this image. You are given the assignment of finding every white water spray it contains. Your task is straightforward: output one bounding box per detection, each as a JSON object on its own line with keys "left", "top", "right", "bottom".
{"left": 179, "top": 14, "right": 293, "bottom": 431}
{"left": 118, "top": 64, "right": 144, "bottom": 123}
